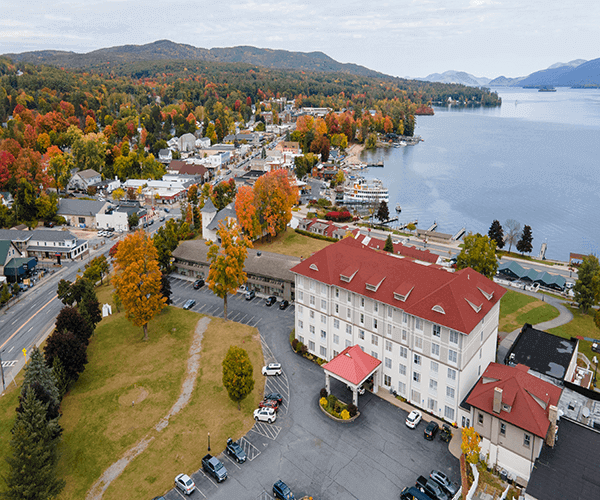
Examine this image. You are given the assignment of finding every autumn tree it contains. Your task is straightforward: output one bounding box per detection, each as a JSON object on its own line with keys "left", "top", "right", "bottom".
{"left": 112, "top": 187, "right": 125, "bottom": 201}
{"left": 516, "top": 225, "right": 533, "bottom": 255}
{"left": 206, "top": 220, "right": 251, "bottom": 320}
{"left": 56, "top": 278, "right": 101, "bottom": 333}
{"left": 82, "top": 255, "right": 109, "bottom": 285}
{"left": 113, "top": 231, "right": 167, "bottom": 340}
{"left": 222, "top": 345, "right": 255, "bottom": 410}
{"left": 456, "top": 232, "right": 498, "bottom": 279}
{"left": 235, "top": 185, "right": 261, "bottom": 239}
{"left": 488, "top": 220, "right": 505, "bottom": 250}
{"left": 504, "top": 219, "right": 521, "bottom": 254}
{"left": 461, "top": 427, "right": 481, "bottom": 464}
{"left": 574, "top": 255, "right": 600, "bottom": 314}
{"left": 253, "top": 169, "right": 298, "bottom": 238}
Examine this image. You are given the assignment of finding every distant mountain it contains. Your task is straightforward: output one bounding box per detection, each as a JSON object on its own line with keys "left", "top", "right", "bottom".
{"left": 547, "top": 59, "right": 587, "bottom": 70}
{"left": 487, "top": 75, "right": 526, "bottom": 87}
{"left": 2, "top": 39, "right": 387, "bottom": 79}
{"left": 418, "top": 71, "right": 491, "bottom": 87}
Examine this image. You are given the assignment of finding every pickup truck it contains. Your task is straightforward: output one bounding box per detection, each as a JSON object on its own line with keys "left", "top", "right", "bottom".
{"left": 202, "top": 454, "right": 227, "bottom": 482}
{"left": 416, "top": 475, "right": 448, "bottom": 500}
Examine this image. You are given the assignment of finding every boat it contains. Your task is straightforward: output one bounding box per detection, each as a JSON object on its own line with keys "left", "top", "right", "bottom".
{"left": 343, "top": 177, "right": 389, "bottom": 204}
{"left": 538, "top": 87, "right": 556, "bottom": 92}
{"left": 395, "top": 203, "right": 402, "bottom": 213}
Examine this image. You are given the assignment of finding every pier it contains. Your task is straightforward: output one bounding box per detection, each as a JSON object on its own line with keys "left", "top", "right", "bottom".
{"left": 426, "top": 222, "right": 438, "bottom": 232}
{"left": 366, "top": 160, "right": 384, "bottom": 168}
{"left": 452, "top": 227, "right": 466, "bottom": 241}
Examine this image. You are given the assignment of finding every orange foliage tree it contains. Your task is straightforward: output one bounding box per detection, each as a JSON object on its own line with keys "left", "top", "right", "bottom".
{"left": 235, "top": 185, "right": 261, "bottom": 239}
{"left": 113, "top": 231, "right": 167, "bottom": 340}
{"left": 253, "top": 169, "right": 299, "bottom": 238}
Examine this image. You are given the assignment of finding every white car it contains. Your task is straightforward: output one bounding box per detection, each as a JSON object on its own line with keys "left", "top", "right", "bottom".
{"left": 406, "top": 410, "right": 422, "bottom": 428}
{"left": 262, "top": 362, "right": 282, "bottom": 376}
{"left": 175, "top": 473, "right": 196, "bottom": 495}
{"left": 254, "top": 407, "right": 277, "bottom": 423}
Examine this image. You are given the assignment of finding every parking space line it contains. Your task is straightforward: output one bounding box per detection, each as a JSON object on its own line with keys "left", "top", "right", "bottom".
{"left": 255, "top": 491, "right": 272, "bottom": 500}
{"left": 230, "top": 312, "right": 241, "bottom": 321}
{"left": 198, "top": 470, "right": 218, "bottom": 488}
{"left": 250, "top": 421, "right": 281, "bottom": 440}
{"left": 173, "top": 488, "right": 188, "bottom": 499}
{"left": 222, "top": 453, "right": 241, "bottom": 470}
{"left": 239, "top": 436, "right": 261, "bottom": 461}
{"left": 198, "top": 303, "right": 207, "bottom": 312}
{"left": 251, "top": 318, "right": 262, "bottom": 327}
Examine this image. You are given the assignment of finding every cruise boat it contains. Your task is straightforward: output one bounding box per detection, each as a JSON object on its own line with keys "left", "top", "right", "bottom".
{"left": 343, "top": 177, "right": 389, "bottom": 204}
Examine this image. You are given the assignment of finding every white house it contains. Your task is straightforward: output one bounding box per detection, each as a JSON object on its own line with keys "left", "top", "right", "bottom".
{"left": 68, "top": 169, "right": 102, "bottom": 192}
{"left": 179, "top": 133, "right": 196, "bottom": 152}
{"left": 290, "top": 237, "right": 506, "bottom": 425}
{"left": 200, "top": 199, "right": 237, "bottom": 243}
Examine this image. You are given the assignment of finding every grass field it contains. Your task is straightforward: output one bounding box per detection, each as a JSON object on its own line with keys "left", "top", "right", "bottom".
{"left": 253, "top": 227, "right": 333, "bottom": 258}
{"left": 0, "top": 282, "right": 265, "bottom": 500}
{"left": 550, "top": 307, "right": 599, "bottom": 366}
{"left": 498, "top": 289, "right": 560, "bottom": 333}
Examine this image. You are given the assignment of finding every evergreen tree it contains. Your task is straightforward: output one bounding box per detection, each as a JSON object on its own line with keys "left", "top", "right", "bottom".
{"left": 51, "top": 358, "right": 69, "bottom": 400}
{"left": 0, "top": 282, "right": 11, "bottom": 304}
{"left": 487, "top": 220, "right": 505, "bottom": 249}
{"left": 4, "top": 391, "right": 65, "bottom": 499}
{"left": 384, "top": 234, "right": 394, "bottom": 252}
{"left": 516, "top": 225, "right": 533, "bottom": 254}
{"left": 376, "top": 200, "right": 389, "bottom": 223}
{"left": 21, "top": 348, "right": 60, "bottom": 406}
{"left": 161, "top": 273, "right": 172, "bottom": 305}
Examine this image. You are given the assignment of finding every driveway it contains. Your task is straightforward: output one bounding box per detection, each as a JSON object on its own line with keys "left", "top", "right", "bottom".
{"left": 165, "top": 276, "right": 459, "bottom": 499}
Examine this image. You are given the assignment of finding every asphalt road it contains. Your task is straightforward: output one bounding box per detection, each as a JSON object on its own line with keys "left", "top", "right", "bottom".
{"left": 163, "top": 277, "right": 459, "bottom": 500}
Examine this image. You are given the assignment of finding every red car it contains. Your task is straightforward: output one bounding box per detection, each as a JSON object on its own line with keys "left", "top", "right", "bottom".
{"left": 258, "top": 399, "right": 280, "bottom": 412}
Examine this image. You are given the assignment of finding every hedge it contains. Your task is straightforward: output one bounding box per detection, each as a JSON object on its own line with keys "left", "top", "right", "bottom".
{"left": 295, "top": 228, "right": 339, "bottom": 242}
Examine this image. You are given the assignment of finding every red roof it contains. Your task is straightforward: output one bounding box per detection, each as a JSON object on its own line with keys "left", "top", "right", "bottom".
{"left": 351, "top": 229, "right": 439, "bottom": 264}
{"left": 466, "top": 363, "right": 562, "bottom": 438}
{"left": 291, "top": 237, "right": 505, "bottom": 334}
{"left": 323, "top": 345, "right": 381, "bottom": 385}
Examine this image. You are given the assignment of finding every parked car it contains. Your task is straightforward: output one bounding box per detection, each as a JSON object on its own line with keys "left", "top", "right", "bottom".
{"left": 202, "top": 453, "right": 227, "bottom": 482}
{"left": 347, "top": 384, "right": 365, "bottom": 395}
{"left": 406, "top": 410, "right": 422, "bottom": 429}
{"left": 279, "top": 299, "right": 289, "bottom": 310}
{"left": 258, "top": 399, "right": 280, "bottom": 412}
{"left": 430, "top": 470, "right": 459, "bottom": 497}
{"left": 262, "top": 362, "right": 282, "bottom": 376}
{"left": 182, "top": 299, "right": 196, "bottom": 310}
{"left": 264, "top": 392, "right": 283, "bottom": 404}
{"left": 424, "top": 421, "right": 439, "bottom": 440}
{"left": 400, "top": 486, "right": 432, "bottom": 500}
{"left": 440, "top": 424, "right": 453, "bottom": 443}
{"left": 254, "top": 407, "right": 277, "bottom": 423}
{"left": 226, "top": 437, "right": 247, "bottom": 463}
{"left": 415, "top": 475, "right": 449, "bottom": 500}
{"left": 193, "top": 279, "right": 205, "bottom": 289}
{"left": 273, "top": 480, "right": 295, "bottom": 500}
{"left": 245, "top": 290, "right": 256, "bottom": 300}
{"left": 159, "top": 216, "right": 166, "bottom": 222}
{"left": 265, "top": 296, "right": 277, "bottom": 306}
{"left": 592, "top": 342, "right": 600, "bottom": 354}
{"left": 174, "top": 473, "right": 195, "bottom": 495}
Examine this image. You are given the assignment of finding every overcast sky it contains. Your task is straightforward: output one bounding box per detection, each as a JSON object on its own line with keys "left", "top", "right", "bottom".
{"left": 1, "top": 1, "right": 599, "bottom": 79}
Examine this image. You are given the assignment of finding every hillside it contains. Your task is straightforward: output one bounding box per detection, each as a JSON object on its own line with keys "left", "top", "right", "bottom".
{"left": 418, "top": 70, "right": 491, "bottom": 87}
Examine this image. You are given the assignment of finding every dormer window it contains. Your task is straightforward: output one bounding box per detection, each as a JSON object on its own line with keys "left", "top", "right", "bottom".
{"left": 309, "top": 263, "right": 319, "bottom": 272}
{"left": 340, "top": 265, "right": 359, "bottom": 283}
{"left": 432, "top": 305, "right": 445, "bottom": 314}
{"left": 465, "top": 298, "right": 482, "bottom": 313}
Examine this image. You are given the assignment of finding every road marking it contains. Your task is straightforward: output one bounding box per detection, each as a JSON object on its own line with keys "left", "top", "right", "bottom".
{"left": 1, "top": 361, "right": 17, "bottom": 368}
{"left": 198, "top": 304, "right": 207, "bottom": 311}
{"left": 250, "top": 421, "right": 282, "bottom": 440}
{"left": 7, "top": 346, "right": 14, "bottom": 353}
{"left": 172, "top": 488, "right": 188, "bottom": 499}
{"left": 198, "top": 470, "right": 218, "bottom": 488}
{"left": 239, "top": 436, "right": 261, "bottom": 461}
{"left": 222, "top": 453, "right": 241, "bottom": 470}
{"left": 1, "top": 295, "right": 57, "bottom": 350}
{"left": 252, "top": 318, "right": 262, "bottom": 327}
{"left": 11, "top": 319, "right": 18, "bottom": 325}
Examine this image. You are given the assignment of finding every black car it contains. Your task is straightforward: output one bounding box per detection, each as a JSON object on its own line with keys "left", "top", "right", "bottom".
{"left": 273, "top": 480, "right": 294, "bottom": 500}
{"left": 279, "top": 300, "right": 289, "bottom": 310}
{"left": 265, "top": 296, "right": 277, "bottom": 306}
{"left": 226, "top": 438, "right": 247, "bottom": 463}
{"left": 193, "top": 279, "right": 205, "bottom": 289}
{"left": 440, "top": 424, "right": 453, "bottom": 443}
{"left": 264, "top": 392, "right": 283, "bottom": 404}
{"left": 424, "top": 420, "right": 439, "bottom": 440}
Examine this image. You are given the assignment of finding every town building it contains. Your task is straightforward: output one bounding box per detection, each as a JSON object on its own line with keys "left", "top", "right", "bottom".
{"left": 67, "top": 169, "right": 102, "bottom": 192}
{"left": 200, "top": 199, "right": 237, "bottom": 243}
{"left": 290, "top": 237, "right": 505, "bottom": 425}
{"left": 0, "top": 229, "right": 88, "bottom": 263}
{"left": 57, "top": 198, "right": 110, "bottom": 228}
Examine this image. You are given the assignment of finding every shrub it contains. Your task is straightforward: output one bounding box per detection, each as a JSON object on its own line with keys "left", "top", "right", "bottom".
{"left": 334, "top": 402, "right": 342, "bottom": 413}
{"left": 320, "top": 388, "right": 328, "bottom": 399}
{"left": 291, "top": 338, "right": 298, "bottom": 350}
{"left": 341, "top": 409, "right": 350, "bottom": 420}
{"left": 319, "top": 397, "right": 328, "bottom": 408}
{"left": 347, "top": 403, "right": 358, "bottom": 417}
{"left": 324, "top": 210, "right": 353, "bottom": 222}
{"left": 327, "top": 394, "right": 337, "bottom": 409}
{"left": 301, "top": 344, "right": 308, "bottom": 355}
{"left": 295, "top": 341, "right": 304, "bottom": 353}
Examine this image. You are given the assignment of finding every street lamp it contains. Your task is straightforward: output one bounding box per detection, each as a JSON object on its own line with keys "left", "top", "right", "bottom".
{"left": 207, "top": 432, "right": 211, "bottom": 452}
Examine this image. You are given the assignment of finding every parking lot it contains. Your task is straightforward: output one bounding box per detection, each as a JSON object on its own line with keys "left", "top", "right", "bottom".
{"left": 163, "top": 275, "right": 459, "bottom": 500}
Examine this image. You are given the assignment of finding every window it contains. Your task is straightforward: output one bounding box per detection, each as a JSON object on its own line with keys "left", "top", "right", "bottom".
{"left": 321, "top": 314, "right": 326, "bottom": 324}
{"left": 478, "top": 365, "right": 481, "bottom": 376}
{"left": 309, "top": 280, "right": 315, "bottom": 291}
{"left": 403, "top": 312, "right": 408, "bottom": 324}
{"left": 450, "top": 330, "right": 459, "bottom": 344}
{"left": 449, "top": 349, "right": 457, "bottom": 364}
{"left": 402, "top": 329, "right": 408, "bottom": 342}
{"left": 446, "top": 387, "right": 455, "bottom": 400}
{"left": 298, "top": 320, "right": 304, "bottom": 330}
{"left": 346, "top": 324, "right": 352, "bottom": 334}
{"left": 444, "top": 406, "right": 455, "bottom": 421}
{"left": 347, "top": 292, "right": 352, "bottom": 303}
{"left": 347, "top": 308, "right": 351, "bottom": 318}
{"left": 415, "top": 337, "right": 423, "bottom": 350}
{"left": 335, "top": 304, "right": 339, "bottom": 314}
{"left": 411, "top": 390, "right": 421, "bottom": 403}
{"left": 333, "top": 334, "right": 339, "bottom": 345}
{"left": 298, "top": 291, "right": 304, "bottom": 301}
{"left": 309, "top": 325, "right": 315, "bottom": 334}
{"left": 385, "top": 357, "right": 392, "bottom": 369}
{"left": 433, "top": 324, "right": 441, "bottom": 337}
{"left": 335, "top": 288, "right": 339, "bottom": 298}
{"left": 400, "top": 346, "right": 408, "bottom": 358}
{"left": 298, "top": 305, "right": 303, "bottom": 315}
{"left": 371, "top": 334, "right": 378, "bottom": 346}
{"left": 384, "top": 374, "right": 391, "bottom": 386}
{"left": 321, "top": 330, "right": 326, "bottom": 340}
{"left": 371, "top": 351, "right": 378, "bottom": 359}
{"left": 310, "top": 295, "right": 315, "bottom": 305}
{"left": 333, "top": 319, "right": 340, "bottom": 329}
{"left": 320, "top": 346, "right": 327, "bottom": 358}
{"left": 297, "top": 276, "right": 304, "bottom": 287}
{"left": 385, "top": 340, "right": 392, "bottom": 352}
{"left": 524, "top": 434, "right": 531, "bottom": 447}
{"left": 387, "top": 324, "right": 392, "bottom": 337}
{"left": 78, "top": 217, "right": 86, "bottom": 224}
{"left": 360, "top": 313, "right": 365, "bottom": 324}
{"left": 359, "top": 330, "right": 365, "bottom": 340}
{"left": 448, "top": 368, "right": 457, "bottom": 381}
{"left": 398, "top": 381, "right": 406, "bottom": 395}
{"left": 413, "top": 372, "right": 421, "bottom": 383}
{"left": 388, "top": 306, "right": 393, "bottom": 318}
{"left": 429, "top": 379, "right": 438, "bottom": 393}
{"left": 480, "top": 330, "right": 484, "bottom": 342}
{"left": 431, "top": 343, "right": 440, "bottom": 357}
{"left": 500, "top": 423, "right": 506, "bottom": 436}
{"left": 415, "top": 318, "right": 423, "bottom": 330}
{"left": 431, "top": 361, "right": 438, "bottom": 373}
{"left": 310, "top": 310, "right": 314, "bottom": 319}
{"left": 321, "top": 284, "right": 326, "bottom": 294}
{"left": 321, "top": 299, "right": 327, "bottom": 310}
{"left": 373, "top": 319, "right": 378, "bottom": 330}
{"left": 298, "top": 336, "right": 304, "bottom": 344}
{"left": 428, "top": 398, "right": 437, "bottom": 411}
{"left": 414, "top": 354, "right": 421, "bottom": 366}
{"left": 478, "top": 413, "right": 484, "bottom": 425}
{"left": 333, "top": 350, "right": 339, "bottom": 357}
{"left": 399, "top": 364, "right": 407, "bottom": 375}
{"left": 374, "top": 302, "right": 379, "bottom": 313}
{"left": 345, "top": 339, "right": 351, "bottom": 348}
{"left": 309, "top": 340, "right": 315, "bottom": 351}
{"left": 360, "top": 297, "right": 365, "bottom": 308}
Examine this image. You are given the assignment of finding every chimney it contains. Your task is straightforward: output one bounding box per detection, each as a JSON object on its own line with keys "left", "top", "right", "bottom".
{"left": 546, "top": 404, "right": 558, "bottom": 447}
{"left": 493, "top": 387, "right": 503, "bottom": 414}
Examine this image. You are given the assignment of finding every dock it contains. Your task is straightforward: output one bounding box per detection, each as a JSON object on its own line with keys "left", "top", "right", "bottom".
{"left": 366, "top": 160, "right": 384, "bottom": 167}
{"left": 452, "top": 227, "right": 466, "bottom": 241}
{"left": 426, "top": 222, "right": 438, "bottom": 232}
{"left": 399, "top": 219, "right": 418, "bottom": 230}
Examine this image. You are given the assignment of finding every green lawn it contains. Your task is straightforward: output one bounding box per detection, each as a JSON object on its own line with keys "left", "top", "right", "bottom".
{"left": 253, "top": 227, "right": 333, "bottom": 258}
{"left": 498, "top": 289, "right": 560, "bottom": 332}
{"left": 0, "top": 282, "right": 265, "bottom": 500}
{"left": 550, "top": 307, "right": 599, "bottom": 367}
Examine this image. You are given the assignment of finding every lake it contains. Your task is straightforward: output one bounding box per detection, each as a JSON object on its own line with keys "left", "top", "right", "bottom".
{"left": 360, "top": 87, "right": 600, "bottom": 262}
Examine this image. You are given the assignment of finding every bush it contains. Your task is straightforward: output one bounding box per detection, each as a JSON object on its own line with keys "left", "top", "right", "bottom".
{"left": 347, "top": 403, "right": 358, "bottom": 417}
{"left": 334, "top": 402, "right": 341, "bottom": 413}
{"left": 341, "top": 409, "right": 350, "bottom": 420}
{"left": 301, "top": 344, "right": 308, "bottom": 355}
{"left": 324, "top": 210, "right": 353, "bottom": 222}
{"left": 295, "top": 341, "right": 304, "bottom": 353}
{"left": 319, "top": 397, "right": 328, "bottom": 408}
{"left": 327, "top": 394, "right": 337, "bottom": 409}
{"left": 291, "top": 338, "right": 298, "bottom": 350}
{"left": 320, "top": 388, "right": 328, "bottom": 399}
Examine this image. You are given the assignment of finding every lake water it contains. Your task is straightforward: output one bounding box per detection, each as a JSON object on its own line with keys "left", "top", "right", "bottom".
{"left": 360, "top": 87, "right": 600, "bottom": 262}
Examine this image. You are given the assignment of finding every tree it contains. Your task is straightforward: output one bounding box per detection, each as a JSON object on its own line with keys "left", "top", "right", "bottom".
{"left": 376, "top": 200, "right": 389, "bottom": 223}
{"left": 206, "top": 220, "right": 251, "bottom": 320}
{"left": 384, "top": 234, "right": 394, "bottom": 252}
{"left": 161, "top": 273, "right": 172, "bottom": 305}
{"left": 235, "top": 185, "right": 261, "bottom": 239}
{"left": 152, "top": 219, "right": 181, "bottom": 272}
{"left": 456, "top": 232, "right": 498, "bottom": 279}
{"left": 573, "top": 255, "right": 600, "bottom": 313}
{"left": 112, "top": 187, "right": 125, "bottom": 201}
{"left": 487, "top": 220, "right": 504, "bottom": 250}
{"left": 44, "top": 329, "right": 88, "bottom": 383}
{"left": 253, "top": 169, "right": 299, "bottom": 238}
{"left": 516, "top": 225, "right": 533, "bottom": 254}
{"left": 3, "top": 390, "right": 65, "bottom": 500}
{"left": 222, "top": 345, "right": 255, "bottom": 410}
{"left": 51, "top": 358, "right": 69, "bottom": 400}
{"left": 20, "top": 348, "right": 60, "bottom": 410}
{"left": 54, "top": 306, "right": 93, "bottom": 345}
{"left": 83, "top": 255, "right": 109, "bottom": 285}
{"left": 461, "top": 426, "right": 481, "bottom": 464}
{"left": 56, "top": 278, "right": 101, "bottom": 332}
{"left": 113, "top": 231, "right": 167, "bottom": 340}
{"left": 504, "top": 219, "right": 521, "bottom": 254}
{"left": 128, "top": 212, "right": 139, "bottom": 230}
{"left": 365, "top": 132, "right": 377, "bottom": 149}
{"left": 0, "top": 282, "right": 11, "bottom": 304}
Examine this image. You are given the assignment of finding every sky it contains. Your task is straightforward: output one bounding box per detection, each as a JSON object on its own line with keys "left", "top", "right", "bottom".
{"left": 1, "top": 0, "right": 599, "bottom": 79}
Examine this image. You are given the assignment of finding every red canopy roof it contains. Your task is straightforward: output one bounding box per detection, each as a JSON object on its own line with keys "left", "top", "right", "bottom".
{"left": 323, "top": 345, "right": 381, "bottom": 386}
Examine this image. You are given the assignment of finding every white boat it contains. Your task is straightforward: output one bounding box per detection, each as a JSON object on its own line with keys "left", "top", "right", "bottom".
{"left": 343, "top": 177, "right": 389, "bottom": 204}
{"left": 395, "top": 203, "right": 402, "bottom": 213}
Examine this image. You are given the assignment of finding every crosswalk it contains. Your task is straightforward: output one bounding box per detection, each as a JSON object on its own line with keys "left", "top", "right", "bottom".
{"left": 1, "top": 360, "right": 17, "bottom": 368}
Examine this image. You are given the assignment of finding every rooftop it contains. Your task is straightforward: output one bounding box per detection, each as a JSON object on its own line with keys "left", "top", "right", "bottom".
{"left": 323, "top": 345, "right": 381, "bottom": 386}
{"left": 57, "top": 198, "right": 108, "bottom": 216}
